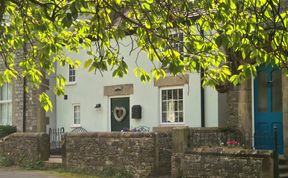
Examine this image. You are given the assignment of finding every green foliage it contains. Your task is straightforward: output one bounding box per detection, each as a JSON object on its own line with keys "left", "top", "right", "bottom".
{"left": 51, "top": 167, "right": 132, "bottom": 178}
{"left": 0, "top": 155, "right": 14, "bottom": 167}
{"left": 47, "top": 169, "right": 101, "bottom": 178}
{"left": 20, "top": 160, "right": 44, "bottom": 170}
{"left": 0, "top": 0, "right": 287, "bottom": 109}
{"left": 0, "top": 125, "right": 16, "bottom": 138}
{"left": 39, "top": 92, "right": 53, "bottom": 112}
{"left": 100, "top": 166, "right": 133, "bottom": 178}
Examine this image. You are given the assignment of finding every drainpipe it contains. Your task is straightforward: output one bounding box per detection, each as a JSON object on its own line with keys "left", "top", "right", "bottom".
{"left": 22, "top": 44, "right": 27, "bottom": 132}
{"left": 23, "top": 77, "right": 26, "bottom": 132}
{"left": 200, "top": 69, "right": 205, "bottom": 127}
{"left": 200, "top": 28, "right": 205, "bottom": 128}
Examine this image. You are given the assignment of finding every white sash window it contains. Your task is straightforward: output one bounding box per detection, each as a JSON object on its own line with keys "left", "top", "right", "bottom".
{"left": 0, "top": 84, "right": 12, "bottom": 125}
{"left": 160, "top": 87, "right": 184, "bottom": 123}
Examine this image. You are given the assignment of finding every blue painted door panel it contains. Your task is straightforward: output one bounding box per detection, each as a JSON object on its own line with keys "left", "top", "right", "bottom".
{"left": 254, "top": 66, "right": 283, "bottom": 154}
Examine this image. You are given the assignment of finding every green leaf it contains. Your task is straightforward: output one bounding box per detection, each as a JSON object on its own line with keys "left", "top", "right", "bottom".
{"left": 145, "top": 21, "right": 151, "bottom": 29}
{"left": 62, "top": 13, "right": 73, "bottom": 28}
{"left": 39, "top": 93, "right": 53, "bottom": 112}
{"left": 115, "top": 0, "right": 121, "bottom": 5}
{"left": 84, "top": 59, "right": 93, "bottom": 68}
{"left": 141, "top": 3, "right": 151, "bottom": 10}
{"left": 222, "top": 67, "right": 231, "bottom": 75}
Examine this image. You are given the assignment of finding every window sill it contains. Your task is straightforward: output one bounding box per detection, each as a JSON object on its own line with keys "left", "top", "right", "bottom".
{"left": 160, "top": 123, "right": 186, "bottom": 127}
{"left": 70, "top": 124, "right": 81, "bottom": 128}
{"left": 0, "top": 100, "right": 12, "bottom": 104}
{"left": 66, "top": 82, "right": 77, "bottom": 86}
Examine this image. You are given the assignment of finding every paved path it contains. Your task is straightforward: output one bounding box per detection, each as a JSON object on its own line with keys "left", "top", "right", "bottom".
{"left": 0, "top": 167, "right": 64, "bottom": 178}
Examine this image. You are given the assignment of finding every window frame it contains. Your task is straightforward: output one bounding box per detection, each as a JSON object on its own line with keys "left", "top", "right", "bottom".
{"left": 68, "top": 65, "right": 76, "bottom": 84}
{"left": 72, "top": 104, "right": 81, "bottom": 127}
{"left": 170, "top": 32, "right": 184, "bottom": 55}
{"left": 160, "top": 86, "right": 185, "bottom": 125}
{"left": 0, "top": 83, "right": 12, "bottom": 125}
{"left": 161, "top": 31, "right": 184, "bottom": 72}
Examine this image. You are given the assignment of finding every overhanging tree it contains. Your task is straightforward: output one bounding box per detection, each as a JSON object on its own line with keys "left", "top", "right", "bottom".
{"left": 0, "top": 0, "right": 287, "bottom": 110}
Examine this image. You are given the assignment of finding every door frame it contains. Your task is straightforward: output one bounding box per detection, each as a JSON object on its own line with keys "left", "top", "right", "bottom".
{"left": 252, "top": 76, "right": 255, "bottom": 148}
{"left": 252, "top": 69, "right": 285, "bottom": 154}
{"left": 108, "top": 95, "right": 130, "bottom": 131}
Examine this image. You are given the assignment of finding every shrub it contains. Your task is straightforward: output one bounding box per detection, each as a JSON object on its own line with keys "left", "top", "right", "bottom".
{"left": 20, "top": 160, "right": 44, "bottom": 170}
{"left": 100, "top": 167, "right": 133, "bottom": 178}
{"left": 0, "top": 155, "right": 14, "bottom": 167}
{"left": 0, "top": 125, "right": 16, "bottom": 138}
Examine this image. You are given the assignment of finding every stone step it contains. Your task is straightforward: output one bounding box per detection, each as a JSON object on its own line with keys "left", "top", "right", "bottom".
{"left": 49, "top": 154, "right": 62, "bottom": 158}
{"left": 150, "top": 176, "right": 170, "bottom": 178}
{"left": 280, "top": 173, "right": 288, "bottom": 178}
{"left": 279, "top": 155, "right": 287, "bottom": 163}
{"left": 279, "top": 165, "right": 288, "bottom": 173}
{"left": 44, "top": 156, "right": 63, "bottom": 169}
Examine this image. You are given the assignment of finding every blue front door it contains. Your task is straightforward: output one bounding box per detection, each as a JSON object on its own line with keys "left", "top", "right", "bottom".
{"left": 254, "top": 66, "right": 283, "bottom": 154}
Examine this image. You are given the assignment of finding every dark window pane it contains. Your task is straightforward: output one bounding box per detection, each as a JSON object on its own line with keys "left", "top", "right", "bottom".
{"left": 162, "top": 102, "right": 167, "bottom": 111}
{"left": 179, "top": 89, "right": 183, "bottom": 99}
{"left": 179, "top": 101, "right": 183, "bottom": 111}
{"left": 174, "top": 101, "right": 178, "bottom": 111}
{"left": 173, "top": 89, "right": 178, "bottom": 99}
{"left": 162, "top": 90, "right": 167, "bottom": 100}
{"left": 168, "top": 90, "right": 172, "bottom": 100}
{"left": 175, "top": 112, "right": 179, "bottom": 122}
{"left": 179, "top": 112, "right": 183, "bottom": 122}
{"left": 162, "top": 112, "right": 167, "bottom": 122}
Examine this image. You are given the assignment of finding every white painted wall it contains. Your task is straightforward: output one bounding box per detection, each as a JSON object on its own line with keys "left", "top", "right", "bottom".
{"left": 55, "top": 37, "right": 220, "bottom": 132}
{"left": 205, "top": 87, "right": 219, "bottom": 127}
{"left": 45, "top": 67, "right": 57, "bottom": 132}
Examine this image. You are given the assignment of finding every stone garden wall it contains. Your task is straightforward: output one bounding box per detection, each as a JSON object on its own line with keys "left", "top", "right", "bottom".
{"left": 189, "top": 127, "right": 244, "bottom": 147}
{"left": 153, "top": 128, "right": 172, "bottom": 175}
{"left": 171, "top": 127, "right": 274, "bottom": 178}
{"left": 63, "top": 131, "right": 172, "bottom": 178}
{"left": 0, "top": 132, "right": 49, "bottom": 164}
{"left": 0, "top": 128, "right": 275, "bottom": 178}
{"left": 64, "top": 128, "right": 268, "bottom": 178}
{"left": 171, "top": 147, "right": 274, "bottom": 178}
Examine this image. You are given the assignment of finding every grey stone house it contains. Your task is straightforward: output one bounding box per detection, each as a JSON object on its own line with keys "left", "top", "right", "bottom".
{"left": 0, "top": 60, "right": 47, "bottom": 132}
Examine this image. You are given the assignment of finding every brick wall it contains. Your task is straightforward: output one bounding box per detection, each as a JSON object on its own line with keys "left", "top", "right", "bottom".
{"left": 0, "top": 133, "right": 49, "bottom": 164}
{"left": 63, "top": 131, "right": 172, "bottom": 178}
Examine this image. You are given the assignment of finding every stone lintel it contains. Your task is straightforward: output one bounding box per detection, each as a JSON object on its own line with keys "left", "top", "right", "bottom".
{"left": 154, "top": 74, "right": 189, "bottom": 87}
{"left": 104, "top": 84, "right": 133, "bottom": 96}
